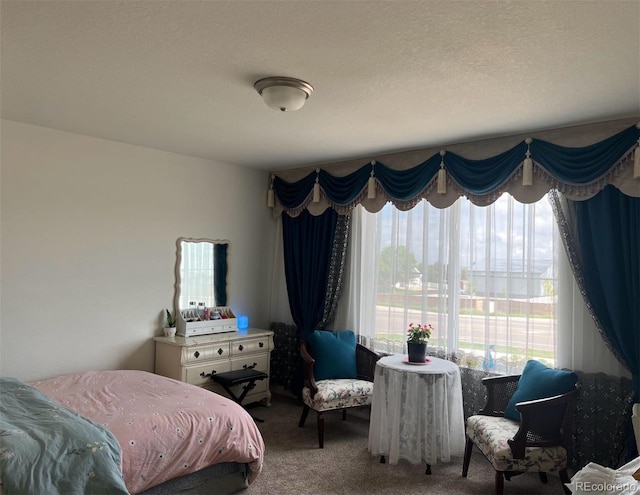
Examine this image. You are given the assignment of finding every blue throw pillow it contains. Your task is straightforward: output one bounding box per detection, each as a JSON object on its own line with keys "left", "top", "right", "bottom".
{"left": 504, "top": 360, "right": 578, "bottom": 422}
{"left": 307, "top": 330, "right": 357, "bottom": 381}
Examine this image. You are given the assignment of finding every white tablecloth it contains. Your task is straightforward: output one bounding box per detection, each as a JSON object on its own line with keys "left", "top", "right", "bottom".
{"left": 368, "top": 354, "right": 466, "bottom": 465}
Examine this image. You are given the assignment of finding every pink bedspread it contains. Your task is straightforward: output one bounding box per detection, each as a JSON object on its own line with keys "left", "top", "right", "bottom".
{"left": 30, "top": 370, "right": 264, "bottom": 494}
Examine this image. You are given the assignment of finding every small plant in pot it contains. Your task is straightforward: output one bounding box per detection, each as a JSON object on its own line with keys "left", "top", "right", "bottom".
{"left": 407, "top": 322, "right": 432, "bottom": 363}
{"left": 164, "top": 309, "right": 177, "bottom": 337}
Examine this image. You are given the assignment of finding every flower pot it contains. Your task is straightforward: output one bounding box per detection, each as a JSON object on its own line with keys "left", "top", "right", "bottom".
{"left": 407, "top": 342, "right": 427, "bottom": 363}
{"left": 163, "top": 327, "right": 176, "bottom": 337}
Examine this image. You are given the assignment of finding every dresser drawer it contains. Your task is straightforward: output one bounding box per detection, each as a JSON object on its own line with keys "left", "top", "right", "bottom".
{"left": 230, "top": 338, "right": 269, "bottom": 356}
{"left": 230, "top": 354, "right": 269, "bottom": 373}
{"left": 183, "top": 343, "right": 230, "bottom": 363}
{"left": 185, "top": 361, "right": 232, "bottom": 387}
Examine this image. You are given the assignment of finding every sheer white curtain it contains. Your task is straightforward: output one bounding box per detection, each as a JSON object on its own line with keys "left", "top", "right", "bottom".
{"left": 334, "top": 193, "right": 628, "bottom": 376}
{"left": 267, "top": 218, "right": 295, "bottom": 325}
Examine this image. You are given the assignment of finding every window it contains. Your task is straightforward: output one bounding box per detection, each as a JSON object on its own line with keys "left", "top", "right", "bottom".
{"left": 352, "top": 193, "right": 558, "bottom": 373}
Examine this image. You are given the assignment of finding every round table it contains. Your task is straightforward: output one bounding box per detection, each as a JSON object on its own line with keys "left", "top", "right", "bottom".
{"left": 367, "top": 354, "right": 465, "bottom": 471}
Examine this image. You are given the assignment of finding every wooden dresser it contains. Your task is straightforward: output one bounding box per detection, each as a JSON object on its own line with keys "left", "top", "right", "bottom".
{"left": 153, "top": 328, "right": 274, "bottom": 405}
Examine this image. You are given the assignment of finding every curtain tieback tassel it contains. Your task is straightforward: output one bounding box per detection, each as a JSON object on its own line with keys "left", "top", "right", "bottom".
{"left": 267, "top": 174, "right": 275, "bottom": 208}
{"left": 437, "top": 150, "right": 447, "bottom": 194}
{"left": 313, "top": 169, "right": 321, "bottom": 202}
{"left": 523, "top": 138, "right": 533, "bottom": 186}
{"left": 367, "top": 161, "right": 377, "bottom": 199}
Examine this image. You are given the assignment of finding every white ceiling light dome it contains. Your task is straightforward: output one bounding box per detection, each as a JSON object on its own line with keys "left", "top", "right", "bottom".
{"left": 254, "top": 77, "right": 314, "bottom": 112}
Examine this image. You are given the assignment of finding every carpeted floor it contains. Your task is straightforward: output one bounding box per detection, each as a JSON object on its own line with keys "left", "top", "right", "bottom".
{"left": 244, "top": 393, "right": 567, "bottom": 495}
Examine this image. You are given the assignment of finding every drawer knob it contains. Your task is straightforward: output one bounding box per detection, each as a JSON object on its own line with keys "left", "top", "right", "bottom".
{"left": 194, "top": 351, "right": 200, "bottom": 358}
{"left": 238, "top": 344, "right": 244, "bottom": 351}
{"left": 259, "top": 342, "right": 264, "bottom": 348}
{"left": 217, "top": 348, "right": 224, "bottom": 355}
{"left": 199, "top": 370, "right": 216, "bottom": 378}
{"left": 243, "top": 363, "right": 257, "bottom": 370}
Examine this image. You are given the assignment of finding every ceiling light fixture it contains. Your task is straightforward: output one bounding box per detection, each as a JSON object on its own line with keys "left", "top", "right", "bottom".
{"left": 254, "top": 77, "right": 314, "bottom": 112}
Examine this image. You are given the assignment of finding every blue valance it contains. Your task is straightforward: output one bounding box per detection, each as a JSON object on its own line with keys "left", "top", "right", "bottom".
{"left": 270, "top": 122, "right": 640, "bottom": 216}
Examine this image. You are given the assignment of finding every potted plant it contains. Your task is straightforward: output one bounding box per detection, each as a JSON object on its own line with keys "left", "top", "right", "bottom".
{"left": 164, "top": 309, "right": 177, "bottom": 337}
{"left": 407, "top": 322, "right": 432, "bottom": 363}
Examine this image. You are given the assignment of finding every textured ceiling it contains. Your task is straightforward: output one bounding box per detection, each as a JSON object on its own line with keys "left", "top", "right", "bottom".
{"left": 2, "top": 1, "right": 639, "bottom": 170}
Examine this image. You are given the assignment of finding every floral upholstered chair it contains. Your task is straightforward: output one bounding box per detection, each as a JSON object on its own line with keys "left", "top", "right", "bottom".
{"left": 462, "top": 360, "right": 579, "bottom": 495}
{"left": 298, "top": 330, "right": 380, "bottom": 448}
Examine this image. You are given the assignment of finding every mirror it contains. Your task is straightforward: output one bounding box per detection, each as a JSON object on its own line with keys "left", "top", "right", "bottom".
{"left": 174, "top": 238, "right": 229, "bottom": 312}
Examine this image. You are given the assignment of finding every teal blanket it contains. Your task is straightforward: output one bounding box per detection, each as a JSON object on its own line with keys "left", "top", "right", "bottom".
{"left": 0, "top": 377, "right": 129, "bottom": 495}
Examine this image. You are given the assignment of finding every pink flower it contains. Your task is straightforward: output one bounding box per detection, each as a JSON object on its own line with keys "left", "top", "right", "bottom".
{"left": 407, "top": 322, "right": 433, "bottom": 343}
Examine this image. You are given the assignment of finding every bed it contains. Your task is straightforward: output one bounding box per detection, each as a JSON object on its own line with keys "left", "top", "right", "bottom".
{"left": 0, "top": 370, "right": 264, "bottom": 494}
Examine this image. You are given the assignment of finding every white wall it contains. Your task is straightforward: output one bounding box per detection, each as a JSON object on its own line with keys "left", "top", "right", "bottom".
{"left": 0, "top": 120, "right": 276, "bottom": 381}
